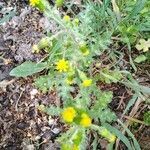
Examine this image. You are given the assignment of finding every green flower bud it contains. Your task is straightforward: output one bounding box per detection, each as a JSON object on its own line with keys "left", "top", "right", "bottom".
{"left": 79, "top": 43, "right": 90, "bottom": 56}
{"left": 73, "top": 18, "right": 79, "bottom": 26}
{"left": 38, "top": 37, "right": 52, "bottom": 49}
{"left": 63, "top": 15, "right": 71, "bottom": 22}
{"left": 56, "top": 0, "right": 64, "bottom": 7}
{"left": 100, "top": 128, "right": 116, "bottom": 143}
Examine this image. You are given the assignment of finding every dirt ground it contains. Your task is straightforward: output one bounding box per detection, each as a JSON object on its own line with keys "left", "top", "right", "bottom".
{"left": 0, "top": 1, "right": 150, "bottom": 150}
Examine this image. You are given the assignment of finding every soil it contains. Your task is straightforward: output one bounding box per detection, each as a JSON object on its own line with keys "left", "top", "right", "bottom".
{"left": 0, "top": 1, "right": 149, "bottom": 150}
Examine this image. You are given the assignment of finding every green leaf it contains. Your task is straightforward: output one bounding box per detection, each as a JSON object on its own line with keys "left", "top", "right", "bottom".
{"left": 45, "top": 105, "right": 62, "bottom": 116}
{"left": 104, "top": 123, "right": 133, "bottom": 150}
{"left": 107, "top": 143, "right": 114, "bottom": 150}
{"left": 143, "top": 111, "right": 150, "bottom": 125}
{"left": 99, "top": 109, "right": 117, "bottom": 123}
{"left": 134, "top": 54, "right": 147, "bottom": 63}
{"left": 10, "top": 61, "right": 47, "bottom": 77}
{"left": 35, "top": 75, "right": 51, "bottom": 93}
{"left": 98, "top": 68, "right": 122, "bottom": 84}
{"left": 118, "top": 120, "right": 141, "bottom": 150}
{"left": 126, "top": 0, "right": 147, "bottom": 20}
{"left": 122, "top": 94, "right": 138, "bottom": 116}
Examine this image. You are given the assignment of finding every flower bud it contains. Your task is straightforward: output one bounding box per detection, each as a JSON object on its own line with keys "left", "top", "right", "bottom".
{"left": 56, "top": 0, "right": 64, "bottom": 7}
{"left": 73, "top": 18, "right": 79, "bottom": 26}
{"left": 63, "top": 15, "right": 71, "bottom": 22}
{"left": 79, "top": 43, "right": 90, "bottom": 56}
{"left": 38, "top": 37, "right": 52, "bottom": 49}
{"left": 32, "top": 44, "right": 40, "bottom": 53}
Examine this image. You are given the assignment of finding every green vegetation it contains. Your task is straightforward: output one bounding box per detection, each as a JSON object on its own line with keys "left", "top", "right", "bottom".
{"left": 10, "top": 0, "right": 150, "bottom": 149}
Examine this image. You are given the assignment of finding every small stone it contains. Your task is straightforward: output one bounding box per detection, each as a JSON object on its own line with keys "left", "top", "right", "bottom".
{"left": 51, "top": 128, "right": 60, "bottom": 135}
{"left": 26, "top": 145, "right": 34, "bottom": 150}
{"left": 30, "top": 89, "right": 38, "bottom": 99}
{"left": 48, "top": 117, "right": 55, "bottom": 126}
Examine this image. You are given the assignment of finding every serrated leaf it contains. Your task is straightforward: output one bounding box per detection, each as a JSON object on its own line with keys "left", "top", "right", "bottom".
{"left": 99, "top": 109, "right": 117, "bottom": 123}
{"left": 10, "top": 61, "right": 47, "bottom": 77}
{"left": 134, "top": 54, "right": 147, "bottom": 63}
{"left": 45, "top": 105, "right": 62, "bottom": 116}
{"left": 34, "top": 75, "right": 53, "bottom": 93}
{"left": 99, "top": 68, "right": 122, "bottom": 84}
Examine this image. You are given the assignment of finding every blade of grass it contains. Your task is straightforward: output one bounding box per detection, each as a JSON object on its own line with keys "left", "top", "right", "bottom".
{"left": 126, "top": 0, "right": 147, "bottom": 20}
{"left": 104, "top": 123, "right": 133, "bottom": 150}
{"left": 122, "top": 94, "right": 138, "bottom": 117}
{"left": 111, "top": 0, "right": 121, "bottom": 21}
{"left": 117, "top": 119, "right": 141, "bottom": 150}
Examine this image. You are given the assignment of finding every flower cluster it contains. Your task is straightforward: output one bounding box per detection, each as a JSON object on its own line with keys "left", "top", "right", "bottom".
{"left": 28, "top": 1, "right": 119, "bottom": 149}
{"left": 62, "top": 107, "right": 92, "bottom": 127}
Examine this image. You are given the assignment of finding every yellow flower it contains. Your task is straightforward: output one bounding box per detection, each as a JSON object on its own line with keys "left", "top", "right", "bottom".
{"left": 108, "top": 135, "right": 116, "bottom": 143}
{"left": 29, "top": 0, "right": 40, "bottom": 6}
{"left": 80, "top": 113, "right": 91, "bottom": 127}
{"left": 82, "top": 79, "right": 92, "bottom": 87}
{"left": 63, "top": 15, "right": 71, "bottom": 22}
{"left": 56, "top": 59, "right": 69, "bottom": 72}
{"left": 72, "top": 145, "right": 79, "bottom": 150}
{"left": 62, "top": 107, "right": 76, "bottom": 123}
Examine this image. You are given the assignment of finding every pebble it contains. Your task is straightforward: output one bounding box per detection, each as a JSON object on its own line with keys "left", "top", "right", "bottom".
{"left": 51, "top": 128, "right": 60, "bottom": 135}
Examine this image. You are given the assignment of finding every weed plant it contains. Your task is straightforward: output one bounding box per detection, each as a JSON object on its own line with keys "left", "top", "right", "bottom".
{"left": 10, "top": 0, "right": 150, "bottom": 149}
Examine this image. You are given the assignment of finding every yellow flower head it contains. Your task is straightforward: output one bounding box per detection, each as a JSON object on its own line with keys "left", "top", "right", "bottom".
{"left": 72, "top": 145, "right": 79, "bottom": 150}
{"left": 29, "top": 0, "right": 40, "bottom": 6}
{"left": 63, "top": 15, "right": 71, "bottom": 22}
{"left": 56, "top": 59, "right": 69, "bottom": 72}
{"left": 108, "top": 135, "right": 116, "bottom": 143}
{"left": 80, "top": 113, "right": 91, "bottom": 127}
{"left": 62, "top": 107, "right": 76, "bottom": 123}
{"left": 82, "top": 79, "right": 92, "bottom": 87}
